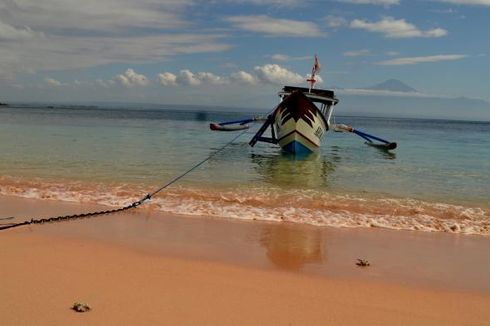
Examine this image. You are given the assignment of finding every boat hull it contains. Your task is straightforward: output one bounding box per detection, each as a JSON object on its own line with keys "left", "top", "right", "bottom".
{"left": 273, "top": 91, "right": 327, "bottom": 154}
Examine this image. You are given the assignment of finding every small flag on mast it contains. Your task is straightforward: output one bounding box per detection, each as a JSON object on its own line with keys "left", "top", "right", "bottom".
{"left": 308, "top": 54, "right": 321, "bottom": 92}
{"left": 313, "top": 54, "right": 321, "bottom": 75}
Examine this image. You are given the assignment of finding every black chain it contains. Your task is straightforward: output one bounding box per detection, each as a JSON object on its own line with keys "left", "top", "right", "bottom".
{"left": 0, "top": 130, "right": 248, "bottom": 232}
{"left": 0, "top": 193, "right": 150, "bottom": 231}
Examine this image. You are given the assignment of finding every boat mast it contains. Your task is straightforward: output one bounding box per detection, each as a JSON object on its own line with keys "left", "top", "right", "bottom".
{"left": 307, "top": 54, "right": 321, "bottom": 93}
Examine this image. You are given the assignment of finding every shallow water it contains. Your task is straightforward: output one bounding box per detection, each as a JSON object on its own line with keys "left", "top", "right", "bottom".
{"left": 1, "top": 104, "right": 489, "bottom": 235}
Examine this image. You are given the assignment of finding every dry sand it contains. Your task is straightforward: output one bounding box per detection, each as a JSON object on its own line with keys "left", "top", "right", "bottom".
{"left": 1, "top": 195, "right": 489, "bottom": 325}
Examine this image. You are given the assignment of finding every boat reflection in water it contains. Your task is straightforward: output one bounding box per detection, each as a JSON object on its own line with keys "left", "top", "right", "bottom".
{"left": 260, "top": 224, "right": 326, "bottom": 271}
{"left": 248, "top": 151, "right": 334, "bottom": 270}
{"left": 250, "top": 150, "right": 338, "bottom": 189}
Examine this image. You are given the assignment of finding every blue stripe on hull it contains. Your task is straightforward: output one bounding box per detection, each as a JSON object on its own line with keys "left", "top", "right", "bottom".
{"left": 282, "top": 140, "right": 314, "bottom": 154}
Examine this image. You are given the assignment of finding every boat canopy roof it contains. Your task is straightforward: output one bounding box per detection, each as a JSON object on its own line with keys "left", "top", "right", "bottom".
{"left": 279, "top": 86, "right": 339, "bottom": 105}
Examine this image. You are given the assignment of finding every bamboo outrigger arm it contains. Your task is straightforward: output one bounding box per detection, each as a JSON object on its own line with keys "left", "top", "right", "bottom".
{"left": 333, "top": 124, "right": 397, "bottom": 151}
{"left": 249, "top": 115, "right": 278, "bottom": 147}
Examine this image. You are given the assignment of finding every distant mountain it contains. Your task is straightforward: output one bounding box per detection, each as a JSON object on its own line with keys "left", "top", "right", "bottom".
{"left": 366, "top": 79, "right": 417, "bottom": 93}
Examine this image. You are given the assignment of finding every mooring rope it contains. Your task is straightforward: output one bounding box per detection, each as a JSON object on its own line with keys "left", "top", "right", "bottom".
{"left": 0, "top": 130, "right": 249, "bottom": 232}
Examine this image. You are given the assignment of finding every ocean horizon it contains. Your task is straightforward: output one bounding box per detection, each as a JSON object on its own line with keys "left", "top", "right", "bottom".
{"left": 5, "top": 100, "right": 490, "bottom": 123}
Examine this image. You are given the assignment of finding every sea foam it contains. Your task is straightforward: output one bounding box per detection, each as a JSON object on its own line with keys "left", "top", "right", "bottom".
{"left": 1, "top": 176, "right": 488, "bottom": 235}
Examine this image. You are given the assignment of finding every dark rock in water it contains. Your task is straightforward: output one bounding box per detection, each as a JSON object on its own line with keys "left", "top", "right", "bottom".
{"left": 72, "top": 302, "right": 91, "bottom": 313}
{"left": 0, "top": 102, "right": 8, "bottom": 107}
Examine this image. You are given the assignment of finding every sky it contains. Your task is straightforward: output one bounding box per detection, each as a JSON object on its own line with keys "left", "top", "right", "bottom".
{"left": 0, "top": 0, "right": 489, "bottom": 112}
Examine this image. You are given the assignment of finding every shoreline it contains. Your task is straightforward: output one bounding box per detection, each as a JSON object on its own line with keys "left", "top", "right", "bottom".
{"left": 1, "top": 195, "right": 490, "bottom": 324}
{"left": 1, "top": 176, "right": 489, "bottom": 236}
{"left": 2, "top": 194, "right": 490, "bottom": 289}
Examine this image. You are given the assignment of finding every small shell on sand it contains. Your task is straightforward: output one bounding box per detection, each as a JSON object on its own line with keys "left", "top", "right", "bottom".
{"left": 356, "top": 259, "right": 370, "bottom": 267}
{"left": 72, "top": 302, "right": 91, "bottom": 313}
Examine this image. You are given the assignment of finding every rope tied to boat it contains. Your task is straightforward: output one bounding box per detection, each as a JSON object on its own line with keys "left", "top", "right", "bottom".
{"left": 0, "top": 130, "right": 248, "bottom": 232}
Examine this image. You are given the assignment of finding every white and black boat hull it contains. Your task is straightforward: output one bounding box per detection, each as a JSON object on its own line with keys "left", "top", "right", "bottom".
{"left": 272, "top": 91, "right": 328, "bottom": 154}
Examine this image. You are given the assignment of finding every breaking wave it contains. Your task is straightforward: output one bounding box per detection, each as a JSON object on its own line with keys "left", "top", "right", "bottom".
{"left": 1, "top": 176, "right": 488, "bottom": 236}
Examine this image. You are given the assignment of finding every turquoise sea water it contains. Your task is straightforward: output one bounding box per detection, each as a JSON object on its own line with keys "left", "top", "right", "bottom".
{"left": 1, "top": 105, "right": 489, "bottom": 234}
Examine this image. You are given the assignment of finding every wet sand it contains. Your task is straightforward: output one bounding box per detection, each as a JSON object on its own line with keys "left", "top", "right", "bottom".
{"left": 1, "top": 195, "right": 490, "bottom": 325}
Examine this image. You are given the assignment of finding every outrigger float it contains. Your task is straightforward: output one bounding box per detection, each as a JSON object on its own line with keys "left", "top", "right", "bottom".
{"left": 210, "top": 56, "right": 397, "bottom": 154}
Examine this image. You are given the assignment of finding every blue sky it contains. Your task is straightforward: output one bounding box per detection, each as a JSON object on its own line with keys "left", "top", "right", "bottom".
{"left": 0, "top": 0, "right": 489, "bottom": 110}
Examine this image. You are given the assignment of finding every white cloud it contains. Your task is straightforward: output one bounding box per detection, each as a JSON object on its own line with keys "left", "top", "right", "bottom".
{"left": 226, "top": 15, "right": 323, "bottom": 37}
{"left": 158, "top": 72, "right": 178, "bottom": 86}
{"left": 271, "top": 54, "right": 290, "bottom": 61}
{"left": 350, "top": 17, "right": 448, "bottom": 38}
{"left": 254, "top": 64, "right": 304, "bottom": 85}
{"left": 325, "top": 15, "right": 348, "bottom": 28}
{"left": 0, "top": 0, "right": 192, "bottom": 33}
{"left": 344, "top": 49, "right": 371, "bottom": 57}
{"left": 377, "top": 54, "right": 467, "bottom": 65}
{"left": 158, "top": 70, "right": 227, "bottom": 86}
{"left": 230, "top": 71, "right": 257, "bottom": 85}
{"left": 157, "top": 64, "right": 308, "bottom": 87}
{"left": 386, "top": 51, "right": 400, "bottom": 56}
{"left": 176, "top": 69, "right": 202, "bottom": 86}
{"left": 0, "top": 33, "right": 231, "bottom": 79}
{"left": 195, "top": 72, "right": 226, "bottom": 85}
{"left": 95, "top": 68, "right": 242, "bottom": 88}
{"left": 436, "top": 0, "right": 490, "bottom": 5}
{"left": 0, "top": 19, "right": 40, "bottom": 40}
{"left": 337, "top": 0, "right": 399, "bottom": 5}
{"left": 270, "top": 54, "right": 311, "bottom": 61}
{"left": 0, "top": 1, "right": 231, "bottom": 78}
{"left": 115, "top": 69, "right": 149, "bottom": 87}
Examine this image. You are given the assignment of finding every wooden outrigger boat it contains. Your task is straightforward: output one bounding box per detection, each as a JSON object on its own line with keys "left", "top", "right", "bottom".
{"left": 248, "top": 85, "right": 338, "bottom": 154}
{"left": 210, "top": 56, "right": 397, "bottom": 154}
